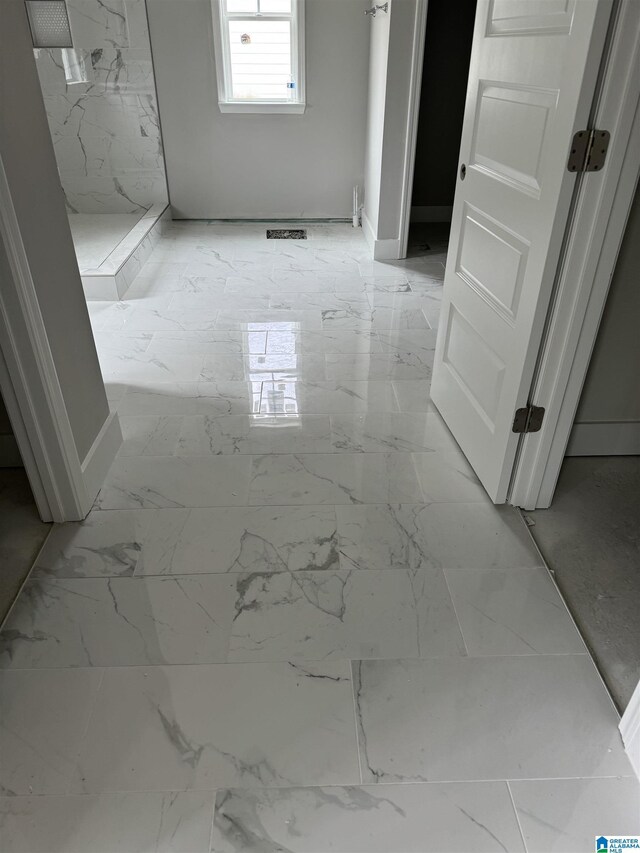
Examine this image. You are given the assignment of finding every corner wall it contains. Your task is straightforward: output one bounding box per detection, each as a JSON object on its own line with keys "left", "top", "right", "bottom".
{"left": 0, "top": 0, "right": 118, "bottom": 515}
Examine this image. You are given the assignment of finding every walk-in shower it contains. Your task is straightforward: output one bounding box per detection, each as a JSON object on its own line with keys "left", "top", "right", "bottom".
{"left": 30, "top": 0, "right": 169, "bottom": 299}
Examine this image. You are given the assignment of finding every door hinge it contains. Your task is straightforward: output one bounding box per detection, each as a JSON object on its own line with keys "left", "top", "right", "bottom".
{"left": 512, "top": 404, "right": 545, "bottom": 434}
{"left": 567, "top": 129, "right": 610, "bottom": 173}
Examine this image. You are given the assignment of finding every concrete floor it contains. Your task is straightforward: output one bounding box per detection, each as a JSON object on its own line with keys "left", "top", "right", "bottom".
{"left": 0, "top": 469, "right": 51, "bottom": 622}
{"left": 528, "top": 455, "right": 640, "bottom": 711}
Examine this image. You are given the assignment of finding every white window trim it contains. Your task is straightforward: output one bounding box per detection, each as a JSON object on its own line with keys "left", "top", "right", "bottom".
{"left": 211, "top": 0, "right": 306, "bottom": 115}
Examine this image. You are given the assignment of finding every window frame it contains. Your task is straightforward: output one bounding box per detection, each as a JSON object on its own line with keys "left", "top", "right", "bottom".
{"left": 212, "top": 0, "right": 306, "bottom": 114}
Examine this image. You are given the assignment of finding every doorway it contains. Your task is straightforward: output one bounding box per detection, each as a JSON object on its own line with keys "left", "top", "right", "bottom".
{"left": 406, "top": 0, "right": 476, "bottom": 261}
{"left": 525, "top": 181, "right": 640, "bottom": 711}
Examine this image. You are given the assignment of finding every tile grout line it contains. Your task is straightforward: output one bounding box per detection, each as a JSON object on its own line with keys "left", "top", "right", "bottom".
{"left": 506, "top": 780, "right": 530, "bottom": 853}
{"left": 348, "top": 659, "right": 365, "bottom": 786}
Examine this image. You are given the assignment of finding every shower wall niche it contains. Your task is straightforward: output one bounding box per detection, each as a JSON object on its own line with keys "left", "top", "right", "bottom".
{"left": 33, "top": 0, "right": 169, "bottom": 299}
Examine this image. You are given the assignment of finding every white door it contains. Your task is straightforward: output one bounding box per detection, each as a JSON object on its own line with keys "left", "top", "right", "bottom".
{"left": 430, "top": 0, "right": 611, "bottom": 502}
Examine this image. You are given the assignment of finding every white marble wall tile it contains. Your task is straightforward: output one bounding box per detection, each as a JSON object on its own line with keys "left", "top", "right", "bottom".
{"left": 444, "top": 568, "right": 586, "bottom": 655}
{"left": 138, "top": 506, "right": 340, "bottom": 575}
{"left": 117, "top": 381, "right": 261, "bottom": 416}
{"left": 210, "top": 783, "right": 526, "bottom": 853}
{"left": 34, "top": 48, "right": 67, "bottom": 95}
{"left": 90, "top": 49, "right": 156, "bottom": 94}
{"left": 412, "top": 450, "right": 489, "bottom": 503}
{"left": 44, "top": 93, "right": 158, "bottom": 142}
{"left": 175, "top": 414, "right": 333, "bottom": 456}
{"left": 248, "top": 453, "right": 424, "bottom": 505}
{"left": 75, "top": 662, "right": 360, "bottom": 792}
{"left": 67, "top": 0, "right": 130, "bottom": 48}
{"left": 258, "top": 380, "right": 400, "bottom": 414}
{"left": 96, "top": 455, "right": 252, "bottom": 508}
{"left": 336, "top": 503, "right": 543, "bottom": 572}
{"left": 123, "top": 0, "right": 152, "bottom": 47}
{"left": 0, "top": 669, "right": 102, "bottom": 795}
{"left": 510, "top": 778, "right": 640, "bottom": 853}
{"left": 32, "top": 508, "right": 154, "bottom": 578}
{"left": 353, "top": 656, "right": 632, "bottom": 783}
{"left": 55, "top": 131, "right": 163, "bottom": 180}
{"left": 330, "top": 413, "right": 456, "bottom": 453}
{"left": 65, "top": 175, "right": 167, "bottom": 215}
{"left": 227, "top": 568, "right": 464, "bottom": 662}
{"left": 0, "top": 575, "right": 237, "bottom": 667}
{"left": 0, "top": 791, "right": 214, "bottom": 853}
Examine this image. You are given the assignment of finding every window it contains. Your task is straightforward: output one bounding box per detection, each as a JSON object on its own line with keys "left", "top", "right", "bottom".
{"left": 212, "top": 0, "right": 305, "bottom": 114}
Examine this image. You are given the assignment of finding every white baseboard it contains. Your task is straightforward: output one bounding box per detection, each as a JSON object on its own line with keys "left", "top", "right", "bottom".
{"left": 566, "top": 421, "right": 640, "bottom": 456}
{"left": 361, "top": 211, "right": 402, "bottom": 261}
{"left": 411, "top": 205, "right": 453, "bottom": 223}
{"left": 0, "top": 434, "right": 22, "bottom": 467}
{"left": 80, "top": 410, "right": 122, "bottom": 510}
{"left": 620, "top": 678, "right": 640, "bottom": 779}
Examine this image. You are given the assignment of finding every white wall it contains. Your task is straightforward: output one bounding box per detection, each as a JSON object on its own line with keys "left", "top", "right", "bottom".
{"left": 0, "top": 0, "right": 111, "bottom": 462}
{"left": 567, "top": 184, "right": 640, "bottom": 456}
{"left": 146, "top": 0, "right": 370, "bottom": 219}
{"left": 362, "top": 0, "right": 419, "bottom": 257}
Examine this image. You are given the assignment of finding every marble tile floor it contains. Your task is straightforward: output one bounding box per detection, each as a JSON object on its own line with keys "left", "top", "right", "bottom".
{"left": 1, "top": 222, "right": 638, "bottom": 852}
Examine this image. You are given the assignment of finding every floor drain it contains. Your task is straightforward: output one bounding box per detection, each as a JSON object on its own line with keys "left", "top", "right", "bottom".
{"left": 266, "top": 229, "right": 307, "bottom": 239}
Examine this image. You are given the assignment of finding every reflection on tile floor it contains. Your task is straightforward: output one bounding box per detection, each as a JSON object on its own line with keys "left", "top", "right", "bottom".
{"left": 1, "top": 222, "right": 637, "bottom": 851}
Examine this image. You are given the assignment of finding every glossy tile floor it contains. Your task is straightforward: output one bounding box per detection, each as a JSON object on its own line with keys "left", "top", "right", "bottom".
{"left": 1, "top": 222, "right": 638, "bottom": 851}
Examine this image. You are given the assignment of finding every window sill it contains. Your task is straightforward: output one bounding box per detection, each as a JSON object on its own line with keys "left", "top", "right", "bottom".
{"left": 218, "top": 101, "right": 306, "bottom": 115}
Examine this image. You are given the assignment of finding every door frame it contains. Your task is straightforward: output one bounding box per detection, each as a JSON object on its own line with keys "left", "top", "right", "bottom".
{"left": 399, "top": 0, "right": 640, "bottom": 509}
{"left": 398, "top": 0, "right": 428, "bottom": 259}
{"left": 509, "top": 0, "right": 640, "bottom": 510}
{"left": 0, "top": 153, "right": 99, "bottom": 522}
